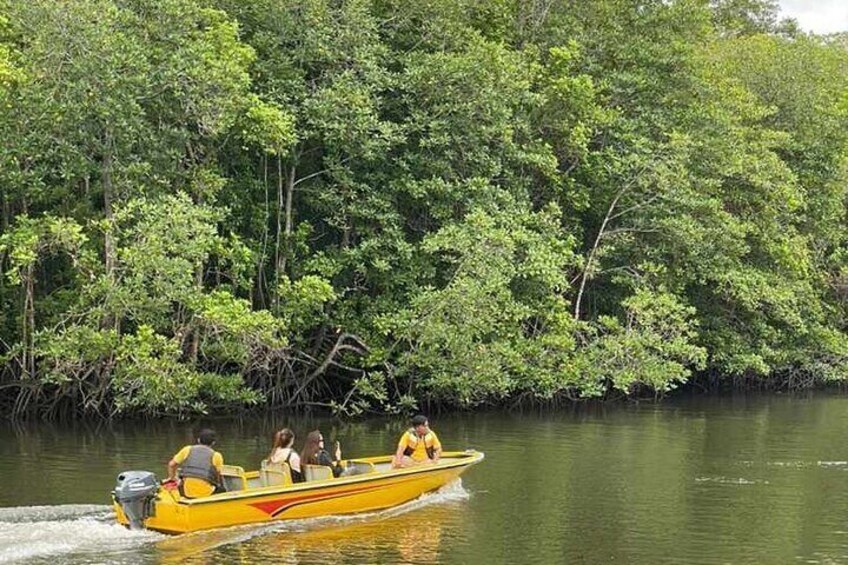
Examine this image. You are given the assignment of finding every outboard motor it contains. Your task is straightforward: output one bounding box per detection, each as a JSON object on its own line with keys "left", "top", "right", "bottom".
{"left": 113, "top": 471, "right": 159, "bottom": 530}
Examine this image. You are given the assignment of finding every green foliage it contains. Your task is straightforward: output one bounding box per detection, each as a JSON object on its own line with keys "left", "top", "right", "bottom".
{"left": 192, "top": 290, "right": 286, "bottom": 365}
{"left": 380, "top": 203, "right": 580, "bottom": 405}
{"left": 576, "top": 288, "right": 707, "bottom": 394}
{"left": 2, "top": 0, "right": 848, "bottom": 418}
{"left": 0, "top": 15, "right": 18, "bottom": 94}
{"left": 33, "top": 326, "right": 120, "bottom": 385}
{"left": 709, "top": 0, "right": 780, "bottom": 35}
{"left": 240, "top": 98, "right": 297, "bottom": 155}
{"left": 277, "top": 275, "right": 337, "bottom": 333}
{"left": 0, "top": 215, "right": 89, "bottom": 285}
{"left": 112, "top": 325, "right": 261, "bottom": 415}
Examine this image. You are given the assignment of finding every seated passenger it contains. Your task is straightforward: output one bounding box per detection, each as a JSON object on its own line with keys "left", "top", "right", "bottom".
{"left": 301, "top": 430, "right": 343, "bottom": 478}
{"left": 266, "top": 427, "right": 304, "bottom": 483}
{"left": 166, "top": 428, "right": 224, "bottom": 497}
{"left": 392, "top": 415, "right": 442, "bottom": 468}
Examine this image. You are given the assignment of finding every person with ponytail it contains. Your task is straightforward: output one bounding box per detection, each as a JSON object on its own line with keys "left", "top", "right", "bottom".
{"left": 266, "top": 428, "right": 304, "bottom": 483}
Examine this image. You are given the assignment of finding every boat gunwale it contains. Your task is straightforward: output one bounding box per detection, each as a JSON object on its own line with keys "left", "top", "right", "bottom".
{"left": 175, "top": 450, "right": 484, "bottom": 506}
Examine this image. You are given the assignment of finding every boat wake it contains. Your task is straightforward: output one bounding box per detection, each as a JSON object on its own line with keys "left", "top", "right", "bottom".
{"left": 0, "top": 504, "right": 163, "bottom": 564}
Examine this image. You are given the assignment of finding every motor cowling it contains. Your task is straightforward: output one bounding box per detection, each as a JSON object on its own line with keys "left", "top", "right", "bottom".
{"left": 113, "top": 470, "right": 159, "bottom": 530}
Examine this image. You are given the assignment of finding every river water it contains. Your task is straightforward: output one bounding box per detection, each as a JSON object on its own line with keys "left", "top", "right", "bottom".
{"left": 3, "top": 393, "right": 848, "bottom": 563}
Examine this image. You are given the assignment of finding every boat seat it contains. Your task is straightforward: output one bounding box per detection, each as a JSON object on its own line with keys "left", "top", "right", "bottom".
{"left": 303, "top": 464, "right": 334, "bottom": 482}
{"left": 260, "top": 460, "right": 292, "bottom": 487}
{"left": 220, "top": 464, "right": 247, "bottom": 491}
{"left": 373, "top": 462, "right": 393, "bottom": 473}
{"left": 343, "top": 460, "right": 376, "bottom": 476}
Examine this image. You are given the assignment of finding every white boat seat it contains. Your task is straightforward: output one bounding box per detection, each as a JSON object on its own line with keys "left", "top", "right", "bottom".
{"left": 343, "top": 460, "right": 376, "bottom": 476}
{"left": 303, "top": 464, "right": 333, "bottom": 482}
{"left": 260, "top": 460, "right": 292, "bottom": 487}
{"left": 220, "top": 464, "right": 247, "bottom": 491}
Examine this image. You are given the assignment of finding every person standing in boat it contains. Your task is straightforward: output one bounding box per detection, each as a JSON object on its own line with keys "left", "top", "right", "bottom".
{"left": 392, "top": 415, "right": 442, "bottom": 468}
{"left": 166, "top": 428, "right": 224, "bottom": 497}
{"left": 266, "top": 428, "right": 304, "bottom": 483}
{"left": 301, "top": 430, "right": 344, "bottom": 477}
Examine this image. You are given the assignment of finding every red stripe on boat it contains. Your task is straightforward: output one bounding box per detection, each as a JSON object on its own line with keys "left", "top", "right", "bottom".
{"left": 248, "top": 475, "right": 429, "bottom": 517}
{"left": 249, "top": 483, "right": 384, "bottom": 516}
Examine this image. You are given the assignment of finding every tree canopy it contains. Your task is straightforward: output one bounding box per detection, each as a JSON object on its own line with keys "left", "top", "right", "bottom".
{"left": 1, "top": 0, "right": 847, "bottom": 418}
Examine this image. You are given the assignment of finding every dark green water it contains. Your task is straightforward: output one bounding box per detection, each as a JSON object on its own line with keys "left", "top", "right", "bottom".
{"left": 3, "top": 393, "right": 848, "bottom": 563}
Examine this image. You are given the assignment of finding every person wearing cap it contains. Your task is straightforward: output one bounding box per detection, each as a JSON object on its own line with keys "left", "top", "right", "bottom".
{"left": 392, "top": 415, "right": 442, "bottom": 468}
{"left": 166, "top": 428, "right": 224, "bottom": 497}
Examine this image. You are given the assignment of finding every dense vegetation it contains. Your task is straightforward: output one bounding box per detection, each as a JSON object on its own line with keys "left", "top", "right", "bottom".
{"left": 1, "top": 0, "right": 847, "bottom": 418}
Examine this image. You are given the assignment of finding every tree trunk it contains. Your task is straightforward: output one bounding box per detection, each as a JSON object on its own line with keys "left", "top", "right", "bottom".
{"left": 0, "top": 189, "right": 9, "bottom": 234}
{"left": 280, "top": 163, "right": 295, "bottom": 277}
{"left": 255, "top": 155, "right": 269, "bottom": 309}
{"left": 273, "top": 155, "right": 283, "bottom": 309}
{"left": 574, "top": 187, "right": 625, "bottom": 321}
{"left": 273, "top": 155, "right": 296, "bottom": 307}
{"left": 100, "top": 132, "right": 119, "bottom": 335}
{"left": 102, "top": 132, "right": 116, "bottom": 279}
{"left": 190, "top": 263, "right": 202, "bottom": 363}
{"left": 23, "top": 265, "right": 35, "bottom": 378}
{"left": 341, "top": 222, "right": 351, "bottom": 249}
{"left": 190, "top": 183, "right": 205, "bottom": 364}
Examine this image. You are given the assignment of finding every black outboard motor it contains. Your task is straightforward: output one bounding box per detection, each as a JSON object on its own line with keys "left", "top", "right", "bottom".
{"left": 113, "top": 471, "right": 159, "bottom": 530}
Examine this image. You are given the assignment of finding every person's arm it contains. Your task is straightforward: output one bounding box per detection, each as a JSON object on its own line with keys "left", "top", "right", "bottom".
{"left": 430, "top": 434, "right": 442, "bottom": 464}
{"left": 167, "top": 446, "right": 190, "bottom": 480}
{"left": 290, "top": 452, "right": 301, "bottom": 473}
{"left": 212, "top": 452, "right": 224, "bottom": 485}
{"left": 316, "top": 449, "right": 332, "bottom": 466}
{"left": 167, "top": 458, "right": 179, "bottom": 480}
{"left": 333, "top": 441, "right": 344, "bottom": 476}
{"left": 317, "top": 449, "right": 343, "bottom": 477}
{"left": 392, "top": 436, "right": 407, "bottom": 467}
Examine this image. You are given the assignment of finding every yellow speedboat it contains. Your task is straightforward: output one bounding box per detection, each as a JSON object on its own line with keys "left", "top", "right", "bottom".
{"left": 112, "top": 451, "right": 484, "bottom": 534}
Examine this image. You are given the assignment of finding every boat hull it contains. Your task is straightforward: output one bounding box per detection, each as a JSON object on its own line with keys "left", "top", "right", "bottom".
{"left": 113, "top": 451, "right": 483, "bottom": 534}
